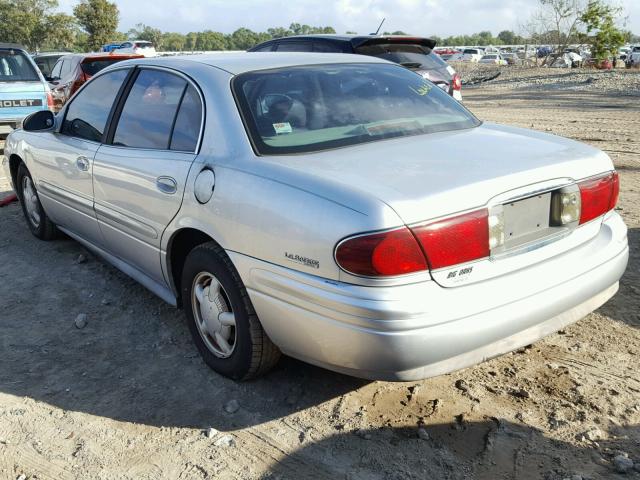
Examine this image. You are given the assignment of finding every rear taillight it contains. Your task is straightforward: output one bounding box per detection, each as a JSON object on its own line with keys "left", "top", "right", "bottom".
{"left": 335, "top": 227, "right": 427, "bottom": 277}
{"left": 609, "top": 171, "right": 620, "bottom": 210}
{"left": 412, "top": 209, "right": 489, "bottom": 270}
{"left": 46, "top": 91, "right": 54, "bottom": 110}
{"left": 335, "top": 209, "right": 490, "bottom": 276}
{"left": 452, "top": 73, "right": 462, "bottom": 91}
{"left": 70, "top": 72, "right": 88, "bottom": 97}
{"left": 578, "top": 172, "right": 618, "bottom": 224}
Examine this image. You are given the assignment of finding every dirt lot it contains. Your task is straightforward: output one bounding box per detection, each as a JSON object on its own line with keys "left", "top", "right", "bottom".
{"left": 1, "top": 71, "right": 639, "bottom": 480}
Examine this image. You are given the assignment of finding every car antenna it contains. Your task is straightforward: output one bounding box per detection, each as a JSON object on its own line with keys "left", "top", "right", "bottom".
{"left": 371, "top": 18, "right": 385, "bottom": 36}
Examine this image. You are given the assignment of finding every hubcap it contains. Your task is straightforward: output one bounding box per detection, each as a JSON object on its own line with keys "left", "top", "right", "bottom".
{"left": 22, "top": 176, "right": 41, "bottom": 228}
{"left": 191, "top": 271, "right": 236, "bottom": 358}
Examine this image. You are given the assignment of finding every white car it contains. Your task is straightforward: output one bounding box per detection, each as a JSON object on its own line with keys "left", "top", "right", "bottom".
{"left": 479, "top": 54, "right": 508, "bottom": 66}
{"left": 461, "top": 48, "right": 484, "bottom": 62}
{"left": 114, "top": 40, "right": 156, "bottom": 58}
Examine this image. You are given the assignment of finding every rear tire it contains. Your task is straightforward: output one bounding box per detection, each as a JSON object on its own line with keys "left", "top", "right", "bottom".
{"left": 181, "top": 242, "right": 280, "bottom": 380}
{"left": 16, "top": 163, "right": 57, "bottom": 240}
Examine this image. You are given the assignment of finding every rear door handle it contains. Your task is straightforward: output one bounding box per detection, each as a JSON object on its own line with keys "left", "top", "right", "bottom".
{"left": 156, "top": 176, "right": 177, "bottom": 194}
{"left": 76, "top": 156, "right": 90, "bottom": 171}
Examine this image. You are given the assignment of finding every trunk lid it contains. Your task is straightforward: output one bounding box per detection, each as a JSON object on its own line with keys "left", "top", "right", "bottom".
{"left": 266, "top": 123, "right": 615, "bottom": 285}
{"left": 270, "top": 123, "right": 613, "bottom": 225}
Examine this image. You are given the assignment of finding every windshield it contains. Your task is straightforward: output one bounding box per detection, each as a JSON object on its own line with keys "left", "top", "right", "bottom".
{"left": 0, "top": 49, "right": 40, "bottom": 82}
{"left": 355, "top": 43, "right": 447, "bottom": 72}
{"left": 135, "top": 42, "right": 153, "bottom": 48}
{"left": 233, "top": 63, "right": 480, "bottom": 155}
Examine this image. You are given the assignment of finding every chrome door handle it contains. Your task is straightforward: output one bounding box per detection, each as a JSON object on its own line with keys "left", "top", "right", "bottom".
{"left": 76, "top": 156, "right": 90, "bottom": 171}
{"left": 156, "top": 176, "right": 177, "bottom": 194}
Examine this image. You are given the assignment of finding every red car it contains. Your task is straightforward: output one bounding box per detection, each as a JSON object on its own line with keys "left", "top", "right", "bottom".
{"left": 47, "top": 53, "right": 143, "bottom": 110}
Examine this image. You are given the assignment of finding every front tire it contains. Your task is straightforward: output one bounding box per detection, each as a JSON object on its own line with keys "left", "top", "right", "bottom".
{"left": 16, "top": 163, "right": 57, "bottom": 240}
{"left": 181, "top": 242, "right": 280, "bottom": 380}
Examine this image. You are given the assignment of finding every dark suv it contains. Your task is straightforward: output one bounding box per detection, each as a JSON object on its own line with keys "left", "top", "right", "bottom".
{"left": 249, "top": 35, "right": 462, "bottom": 101}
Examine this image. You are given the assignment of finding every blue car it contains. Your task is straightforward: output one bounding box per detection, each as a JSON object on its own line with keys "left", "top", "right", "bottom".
{"left": 101, "top": 42, "right": 124, "bottom": 53}
{"left": 0, "top": 43, "right": 52, "bottom": 136}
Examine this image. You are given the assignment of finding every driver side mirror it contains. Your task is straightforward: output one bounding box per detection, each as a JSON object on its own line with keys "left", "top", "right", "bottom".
{"left": 22, "top": 110, "right": 55, "bottom": 132}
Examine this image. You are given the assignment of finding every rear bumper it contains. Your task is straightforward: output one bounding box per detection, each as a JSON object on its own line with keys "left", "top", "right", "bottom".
{"left": 230, "top": 213, "right": 628, "bottom": 380}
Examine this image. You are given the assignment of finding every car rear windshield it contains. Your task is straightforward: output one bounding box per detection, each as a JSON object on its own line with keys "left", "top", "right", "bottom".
{"left": 0, "top": 49, "right": 39, "bottom": 82}
{"left": 233, "top": 63, "right": 480, "bottom": 155}
{"left": 81, "top": 58, "right": 130, "bottom": 76}
{"left": 355, "top": 42, "right": 447, "bottom": 72}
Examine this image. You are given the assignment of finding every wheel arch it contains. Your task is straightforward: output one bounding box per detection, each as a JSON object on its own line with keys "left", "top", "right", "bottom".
{"left": 166, "top": 227, "right": 221, "bottom": 307}
{"left": 8, "top": 153, "right": 24, "bottom": 191}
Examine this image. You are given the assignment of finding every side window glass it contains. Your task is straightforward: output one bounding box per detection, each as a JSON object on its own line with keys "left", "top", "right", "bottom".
{"left": 60, "top": 59, "right": 73, "bottom": 77}
{"left": 313, "top": 42, "right": 343, "bottom": 53}
{"left": 61, "top": 68, "right": 129, "bottom": 142}
{"left": 276, "top": 42, "right": 312, "bottom": 52}
{"left": 170, "top": 85, "right": 202, "bottom": 151}
{"left": 51, "top": 60, "right": 62, "bottom": 78}
{"left": 113, "top": 69, "right": 186, "bottom": 149}
{"left": 252, "top": 44, "right": 274, "bottom": 52}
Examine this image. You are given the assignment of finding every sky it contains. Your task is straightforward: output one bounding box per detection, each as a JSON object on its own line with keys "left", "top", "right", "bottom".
{"left": 57, "top": 0, "right": 638, "bottom": 37}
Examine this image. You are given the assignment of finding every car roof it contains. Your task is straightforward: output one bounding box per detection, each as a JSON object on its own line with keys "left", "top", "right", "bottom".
{"left": 0, "top": 43, "right": 28, "bottom": 51}
{"left": 33, "top": 52, "right": 70, "bottom": 57}
{"left": 254, "top": 34, "right": 437, "bottom": 50}
{"left": 127, "top": 52, "right": 389, "bottom": 75}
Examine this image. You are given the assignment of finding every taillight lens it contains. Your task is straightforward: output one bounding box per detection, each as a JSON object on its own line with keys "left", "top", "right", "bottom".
{"left": 412, "top": 209, "right": 489, "bottom": 269}
{"left": 452, "top": 73, "right": 462, "bottom": 91}
{"left": 335, "top": 227, "right": 427, "bottom": 276}
{"left": 609, "top": 171, "right": 620, "bottom": 210}
{"left": 335, "top": 209, "right": 491, "bottom": 276}
{"left": 46, "top": 91, "right": 54, "bottom": 110}
{"left": 578, "top": 172, "right": 618, "bottom": 224}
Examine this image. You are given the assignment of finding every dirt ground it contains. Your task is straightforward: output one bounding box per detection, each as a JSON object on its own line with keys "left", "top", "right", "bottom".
{"left": 1, "top": 76, "right": 639, "bottom": 480}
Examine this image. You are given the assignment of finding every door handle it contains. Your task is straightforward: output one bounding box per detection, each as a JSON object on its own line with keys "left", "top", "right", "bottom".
{"left": 76, "top": 156, "right": 90, "bottom": 171}
{"left": 156, "top": 176, "right": 177, "bottom": 194}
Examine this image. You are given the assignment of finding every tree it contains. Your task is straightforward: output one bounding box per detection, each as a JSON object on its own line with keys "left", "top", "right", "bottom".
{"left": 128, "top": 23, "right": 163, "bottom": 49}
{"left": 161, "top": 32, "right": 186, "bottom": 52}
{"left": 267, "top": 26, "right": 291, "bottom": 38}
{"left": 74, "top": 0, "right": 119, "bottom": 51}
{"left": 225, "top": 27, "right": 262, "bottom": 50}
{"left": 580, "top": 0, "right": 626, "bottom": 61}
{"left": 0, "top": 0, "right": 76, "bottom": 51}
{"left": 522, "top": 0, "right": 585, "bottom": 63}
{"left": 497, "top": 30, "right": 518, "bottom": 44}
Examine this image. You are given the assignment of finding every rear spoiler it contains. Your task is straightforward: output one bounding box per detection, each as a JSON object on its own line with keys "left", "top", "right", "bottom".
{"left": 350, "top": 36, "right": 437, "bottom": 50}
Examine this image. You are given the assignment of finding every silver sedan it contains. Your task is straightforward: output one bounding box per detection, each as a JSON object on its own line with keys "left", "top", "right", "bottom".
{"left": 2, "top": 53, "right": 628, "bottom": 380}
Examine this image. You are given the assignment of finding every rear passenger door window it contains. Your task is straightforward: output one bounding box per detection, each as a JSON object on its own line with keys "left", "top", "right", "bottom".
{"left": 50, "top": 60, "right": 63, "bottom": 79}
{"left": 61, "top": 68, "right": 130, "bottom": 142}
{"left": 60, "top": 58, "right": 74, "bottom": 79}
{"left": 170, "top": 85, "right": 202, "bottom": 151}
{"left": 112, "top": 69, "right": 186, "bottom": 150}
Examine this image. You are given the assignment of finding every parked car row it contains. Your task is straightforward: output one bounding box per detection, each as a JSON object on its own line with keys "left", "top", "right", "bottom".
{"left": 2, "top": 49, "right": 628, "bottom": 382}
